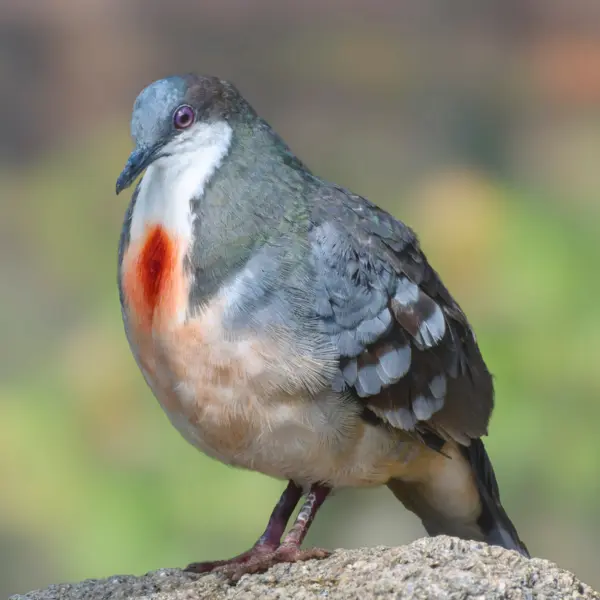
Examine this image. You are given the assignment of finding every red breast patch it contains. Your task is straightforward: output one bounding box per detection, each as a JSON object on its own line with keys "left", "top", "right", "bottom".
{"left": 122, "top": 224, "right": 181, "bottom": 333}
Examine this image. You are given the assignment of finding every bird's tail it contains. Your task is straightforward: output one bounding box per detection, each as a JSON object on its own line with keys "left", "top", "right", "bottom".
{"left": 387, "top": 438, "right": 529, "bottom": 557}
{"left": 459, "top": 438, "right": 529, "bottom": 556}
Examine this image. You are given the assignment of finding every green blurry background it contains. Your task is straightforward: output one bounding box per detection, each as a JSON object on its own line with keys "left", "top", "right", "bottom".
{"left": 1, "top": 1, "right": 600, "bottom": 596}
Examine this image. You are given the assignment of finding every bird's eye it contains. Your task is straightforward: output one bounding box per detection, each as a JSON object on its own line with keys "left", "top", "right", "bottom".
{"left": 173, "top": 105, "right": 195, "bottom": 130}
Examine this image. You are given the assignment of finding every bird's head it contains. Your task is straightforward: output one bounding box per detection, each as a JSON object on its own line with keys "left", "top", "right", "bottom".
{"left": 116, "top": 74, "right": 248, "bottom": 194}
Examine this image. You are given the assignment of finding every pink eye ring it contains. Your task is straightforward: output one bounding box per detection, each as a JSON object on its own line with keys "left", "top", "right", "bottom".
{"left": 173, "top": 105, "right": 195, "bottom": 129}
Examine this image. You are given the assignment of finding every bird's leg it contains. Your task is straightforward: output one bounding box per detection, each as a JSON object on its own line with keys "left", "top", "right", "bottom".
{"left": 271, "top": 483, "right": 331, "bottom": 562}
{"left": 220, "top": 484, "right": 332, "bottom": 581}
{"left": 185, "top": 480, "right": 302, "bottom": 574}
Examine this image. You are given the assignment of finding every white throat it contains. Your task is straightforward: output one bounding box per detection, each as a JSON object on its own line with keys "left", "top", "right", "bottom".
{"left": 129, "top": 120, "right": 233, "bottom": 242}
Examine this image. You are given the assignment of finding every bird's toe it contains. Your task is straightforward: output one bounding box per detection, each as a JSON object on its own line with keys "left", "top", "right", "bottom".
{"left": 184, "top": 543, "right": 276, "bottom": 575}
{"left": 218, "top": 546, "right": 331, "bottom": 582}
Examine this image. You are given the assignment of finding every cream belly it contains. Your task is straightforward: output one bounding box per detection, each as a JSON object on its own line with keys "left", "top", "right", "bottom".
{"left": 123, "top": 295, "right": 421, "bottom": 488}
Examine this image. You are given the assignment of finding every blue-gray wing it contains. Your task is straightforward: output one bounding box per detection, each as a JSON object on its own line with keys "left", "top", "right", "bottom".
{"left": 310, "top": 191, "right": 493, "bottom": 444}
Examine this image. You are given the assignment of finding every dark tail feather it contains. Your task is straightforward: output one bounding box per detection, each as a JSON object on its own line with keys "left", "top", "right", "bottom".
{"left": 460, "top": 438, "right": 530, "bottom": 557}
{"left": 387, "top": 438, "right": 529, "bottom": 557}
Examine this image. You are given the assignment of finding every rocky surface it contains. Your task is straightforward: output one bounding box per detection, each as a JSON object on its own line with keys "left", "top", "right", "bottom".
{"left": 10, "top": 537, "right": 599, "bottom": 600}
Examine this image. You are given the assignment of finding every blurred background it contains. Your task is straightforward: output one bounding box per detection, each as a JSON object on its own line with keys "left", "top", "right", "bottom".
{"left": 1, "top": 0, "right": 600, "bottom": 596}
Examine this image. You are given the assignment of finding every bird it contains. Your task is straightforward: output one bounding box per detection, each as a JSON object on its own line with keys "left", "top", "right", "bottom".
{"left": 115, "top": 74, "right": 529, "bottom": 580}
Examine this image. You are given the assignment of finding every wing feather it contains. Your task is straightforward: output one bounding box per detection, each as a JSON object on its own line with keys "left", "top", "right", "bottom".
{"left": 310, "top": 192, "right": 493, "bottom": 444}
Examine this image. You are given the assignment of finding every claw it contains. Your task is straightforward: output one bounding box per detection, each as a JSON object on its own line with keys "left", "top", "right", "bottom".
{"left": 185, "top": 545, "right": 330, "bottom": 582}
{"left": 184, "top": 543, "right": 275, "bottom": 574}
{"left": 220, "top": 546, "right": 331, "bottom": 582}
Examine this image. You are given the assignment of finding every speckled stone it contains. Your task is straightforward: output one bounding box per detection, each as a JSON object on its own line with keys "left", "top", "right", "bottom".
{"left": 10, "top": 537, "right": 600, "bottom": 600}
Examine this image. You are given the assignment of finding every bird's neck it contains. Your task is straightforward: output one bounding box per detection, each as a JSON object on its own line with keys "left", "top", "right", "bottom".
{"left": 187, "top": 119, "right": 314, "bottom": 297}
{"left": 125, "top": 118, "right": 314, "bottom": 301}
{"left": 128, "top": 120, "right": 233, "bottom": 245}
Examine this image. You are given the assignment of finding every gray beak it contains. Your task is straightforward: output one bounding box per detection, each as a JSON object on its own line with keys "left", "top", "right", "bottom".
{"left": 115, "top": 145, "right": 159, "bottom": 195}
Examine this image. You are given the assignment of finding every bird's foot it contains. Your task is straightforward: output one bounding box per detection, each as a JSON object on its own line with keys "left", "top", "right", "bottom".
{"left": 185, "top": 484, "right": 332, "bottom": 582}
{"left": 216, "top": 544, "right": 331, "bottom": 582}
{"left": 185, "top": 544, "right": 330, "bottom": 582}
{"left": 184, "top": 543, "right": 276, "bottom": 574}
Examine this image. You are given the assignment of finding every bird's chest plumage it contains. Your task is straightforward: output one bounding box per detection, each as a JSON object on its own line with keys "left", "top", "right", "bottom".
{"left": 121, "top": 224, "right": 186, "bottom": 333}
{"left": 120, "top": 263, "right": 366, "bottom": 482}
{"left": 118, "top": 166, "right": 414, "bottom": 487}
{"left": 120, "top": 237, "right": 406, "bottom": 485}
{"left": 121, "top": 230, "right": 267, "bottom": 467}
{"left": 119, "top": 204, "right": 337, "bottom": 478}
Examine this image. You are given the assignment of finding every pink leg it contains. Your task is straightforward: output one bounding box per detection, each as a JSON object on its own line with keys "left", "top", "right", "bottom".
{"left": 215, "top": 484, "right": 332, "bottom": 581}
{"left": 185, "top": 480, "right": 303, "bottom": 574}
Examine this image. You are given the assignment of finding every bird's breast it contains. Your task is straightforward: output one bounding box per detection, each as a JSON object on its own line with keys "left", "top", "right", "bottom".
{"left": 118, "top": 226, "right": 422, "bottom": 487}
{"left": 121, "top": 223, "right": 189, "bottom": 334}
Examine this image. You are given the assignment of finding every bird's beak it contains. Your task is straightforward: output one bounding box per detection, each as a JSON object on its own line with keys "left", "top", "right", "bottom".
{"left": 115, "top": 145, "right": 159, "bottom": 195}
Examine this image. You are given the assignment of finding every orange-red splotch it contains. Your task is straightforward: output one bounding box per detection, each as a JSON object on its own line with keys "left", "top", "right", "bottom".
{"left": 121, "top": 225, "right": 186, "bottom": 334}
{"left": 139, "top": 225, "right": 175, "bottom": 312}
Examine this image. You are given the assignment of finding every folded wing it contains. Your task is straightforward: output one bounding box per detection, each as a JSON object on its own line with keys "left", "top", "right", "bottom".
{"left": 310, "top": 191, "right": 493, "bottom": 445}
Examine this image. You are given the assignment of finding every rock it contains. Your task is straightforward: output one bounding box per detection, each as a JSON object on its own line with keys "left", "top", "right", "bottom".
{"left": 10, "top": 537, "right": 599, "bottom": 600}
